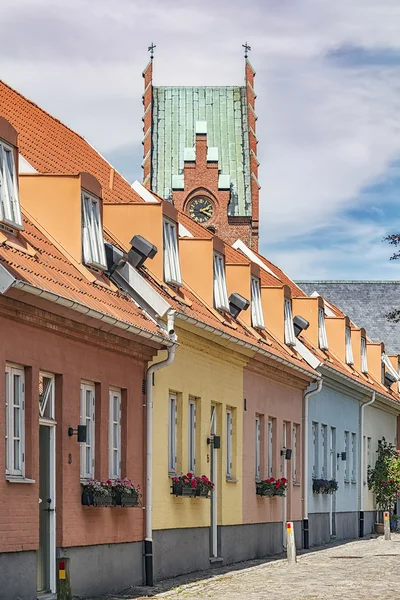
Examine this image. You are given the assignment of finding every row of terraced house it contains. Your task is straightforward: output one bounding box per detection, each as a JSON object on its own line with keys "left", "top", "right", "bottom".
{"left": 1, "top": 58, "right": 400, "bottom": 600}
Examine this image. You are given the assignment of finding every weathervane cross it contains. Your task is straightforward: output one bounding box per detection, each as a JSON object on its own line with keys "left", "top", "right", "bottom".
{"left": 148, "top": 42, "right": 156, "bottom": 60}
{"left": 242, "top": 42, "right": 251, "bottom": 59}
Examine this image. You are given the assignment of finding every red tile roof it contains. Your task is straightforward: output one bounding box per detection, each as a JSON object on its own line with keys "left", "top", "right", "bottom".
{"left": 0, "top": 81, "right": 142, "bottom": 206}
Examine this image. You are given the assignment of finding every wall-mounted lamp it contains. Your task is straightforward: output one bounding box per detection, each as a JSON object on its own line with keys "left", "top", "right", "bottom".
{"left": 128, "top": 235, "right": 157, "bottom": 269}
{"left": 207, "top": 435, "right": 221, "bottom": 449}
{"left": 337, "top": 451, "right": 346, "bottom": 461}
{"left": 293, "top": 315, "right": 310, "bottom": 338}
{"left": 68, "top": 425, "right": 87, "bottom": 443}
{"left": 228, "top": 293, "right": 250, "bottom": 319}
{"left": 280, "top": 448, "right": 292, "bottom": 460}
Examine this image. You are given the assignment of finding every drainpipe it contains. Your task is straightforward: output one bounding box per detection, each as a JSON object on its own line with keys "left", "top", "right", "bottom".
{"left": 303, "top": 378, "right": 323, "bottom": 549}
{"left": 144, "top": 309, "right": 177, "bottom": 587}
{"left": 359, "top": 391, "right": 375, "bottom": 538}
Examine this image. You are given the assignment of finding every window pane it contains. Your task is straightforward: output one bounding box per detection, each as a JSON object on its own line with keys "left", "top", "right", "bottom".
{"left": 14, "top": 440, "right": 20, "bottom": 470}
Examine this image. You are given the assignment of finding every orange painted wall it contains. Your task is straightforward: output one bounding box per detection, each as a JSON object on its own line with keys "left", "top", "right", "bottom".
{"left": 226, "top": 263, "right": 252, "bottom": 326}
{"left": 180, "top": 238, "right": 214, "bottom": 306}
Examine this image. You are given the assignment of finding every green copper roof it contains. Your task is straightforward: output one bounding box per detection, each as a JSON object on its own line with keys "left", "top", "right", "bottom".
{"left": 151, "top": 86, "right": 251, "bottom": 216}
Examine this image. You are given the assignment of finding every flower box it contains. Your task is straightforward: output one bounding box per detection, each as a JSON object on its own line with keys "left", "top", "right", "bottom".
{"left": 256, "top": 477, "right": 287, "bottom": 497}
{"left": 81, "top": 490, "right": 113, "bottom": 507}
{"left": 312, "top": 479, "right": 338, "bottom": 495}
{"left": 113, "top": 490, "right": 140, "bottom": 507}
{"left": 171, "top": 473, "right": 214, "bottom": 498}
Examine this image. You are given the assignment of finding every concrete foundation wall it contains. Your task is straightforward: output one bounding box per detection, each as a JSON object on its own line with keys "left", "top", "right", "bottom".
{"left": 64, "top": 541, "right": 143, "bottom": 597}
{"left": 309, "top": 511, "right": 359, "bottom": 547}
{"left": 335, "top": 511, "right": 358, "bottom": 541}
{"left": 364, "top": 511, "right": 375, "bottom": 535}
{"left": 220, "top": 522, "right": 284, "bottom": 563}
{"left": 0, "top": 550, "right": 36, "bottom": 600}
{"left": 309, "top": 512, "right": 330, "bottom": 546}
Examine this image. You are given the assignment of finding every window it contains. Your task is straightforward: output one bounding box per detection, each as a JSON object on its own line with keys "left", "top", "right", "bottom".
{"left": 292, "top": 423, "right": 299, "bottom": 483}
{"left": 168, "top": 393, "right": 177, "bottom": 473}
{"left": 351, "top": 433, "right": 357, "bottom": 482}
{"left": 329, "top": 427, "right": 336, "bottom": 480}
{"left": 344, "top": 431, "right": 350, "bottom": 482}
{"left": 284, "top": 298, "right": 296, "bottom": 346}
{"left": 5, "top": 365, "right": 25, "bottom": 476}
{"left": 251, "top": 277, "right": 265, "bottom": 329}
{"left": 321, "top": 424, "right": 327, "bottom": 479}
{"left": 345, "top": 326, "right": 354, "bottom": 365}
{"left": 108, "top": 388, "right": 121, "bottom": 479}
{"left": 80, "top": 382, "right": 95, "bottom": 479}
{"left": 213, "top": 253, "right": 230, "bottom": 311}
{"left": 361, "top": 337, "right": 368, "bottom": 373}
{"left": 39, "top": 373, "right": 55, "bottom": 420}
{"left": 312, "top": 422, "right": 318, "bottom": 478}
{"left": 255, "top": 415, "right": 261, "bottom": 479}
{"left": 367, "top": 436, "right": 372, "bottom": 482}
{"left": 0, "top": 141, "right": 23, "bottom": 229}
{"left": 188, "top": 398, "right": 196, "bottom": 473}
{"left": 163, "top": 219, "right": 182, "bottom": 286}
{"left": 82, "top": 191, "right": 107, "bottom": 270}
{"left": 267, "top": 418, "right": 273, "bottom": 478}
{"left": 318, "top": 307, "right": 328, "bottom": 350}
{"left": 226, "top": 409, "right": 233, "bottom": 477}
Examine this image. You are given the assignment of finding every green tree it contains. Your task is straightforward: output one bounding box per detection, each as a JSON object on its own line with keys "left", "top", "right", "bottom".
{"left": 367, "top": 438, "right": 400, "bottom": 514}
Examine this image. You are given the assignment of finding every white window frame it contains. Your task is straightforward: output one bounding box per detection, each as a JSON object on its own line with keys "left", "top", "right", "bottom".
{"left": 80, "top": 382, "right": 95, "bottom": 479}
{"left": 168, "top": 393, "right": 177, "bottom": 473}
{"left": 0, "top": 141, "right": 23, "bottom": 230}
{"left": 255, "top": 415, "right": 261, "bottom": 480}
{"left": 345, "top": 326, "right": 354, "bottom": 365}
{"left": 226, "top": 409, "right": 233, "bottom": 477}
{"left": 318, "top": 307, "right": 328, "bottom": 350}
{"left": 188, "top": 398, "right": 196, "bottom": 473}
{"left": 312, "top": 422, "right": 318, "bottom": 479}
{"left": 361, "top": 337, "right": 368, "bottom": 373}
{"left": 108, "top": 388, "right": 122, "bottom": 480}
{"left": 284, "top": 298, "right": 296, "bottom": 346}
{"left": 344, "top": 430, "right": 350, "bottom": 482}
{"left": 251, "top": 277, "right": 265, "bottom": 329}
{"left": 351, "top": 432, "right": 357, "bottom": 483}
{"left": 82, "top": 191, "right": 107, "bottom": 270}
{"left": 163, "top": 218, "right": 182, "bottom": 286}
{"left": 5, "top": 364, "right": 25, "bottom": 477}
{"left": 267, "top": 418, "right": 273, "bottom": 478}
{"left": 321, "top": 424, "right": 327, "bottom": 479}
{"left": 39, "top": 372, "right": 55, "bottom": 421}
{"left": 292, "top": 423, "right": 299, "bottom": 483}
{"left": 213, "top": 252, "right": 230, "bottom": 311}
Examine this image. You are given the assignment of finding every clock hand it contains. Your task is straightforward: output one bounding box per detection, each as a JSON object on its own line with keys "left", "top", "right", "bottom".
{"left": 199, "top": 207, "right": 212, "bottom": 216}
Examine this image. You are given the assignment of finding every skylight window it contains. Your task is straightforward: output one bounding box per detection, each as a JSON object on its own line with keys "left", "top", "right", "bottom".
{"left": 251, "top": 277, "right": 265, "bottom": 329}
{"left": 345, "top": 325, "right": 354, "bottom": 365}
{"left": 284, "top": 298, "right": 296, "bottom": 346}
{"left": 318, "top": 307, "right": 328, "bottom": 350}
{"left": 361, "top": 337, "right": 368, "bottom": 374}
{"left": 82, "top": 191, "right": 107, "bottom": 270}
{"left": 163, "top": 219, "right": 182, "bottom": 286}
{"left": 213, "top": 252, "right": 230, "bottom": 311}
{"left": 0, "top": 141, "right": 23, "bottom": 230}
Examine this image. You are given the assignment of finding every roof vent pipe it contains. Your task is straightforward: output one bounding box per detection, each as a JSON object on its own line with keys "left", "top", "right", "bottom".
{"left": 128, "top": 235, "right": 157, "bottom": 269}
{"left": 228, "top": 293, "right": 250, "bottom": 319}
{"left": 384, "top": 371, "right": 397, "bottom": 388}
{"left": 293, "top": 315, "right": 310, "bottom": 338}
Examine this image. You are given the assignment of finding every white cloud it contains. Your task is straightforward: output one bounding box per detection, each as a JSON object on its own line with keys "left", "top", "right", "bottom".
{"left": 1, "top": 0, "right": 400, "bottom": 278}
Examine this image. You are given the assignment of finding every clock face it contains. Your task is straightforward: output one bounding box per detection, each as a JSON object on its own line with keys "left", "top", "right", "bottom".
{"left": 188, "top": 197, "right": 214, "bottom": 223}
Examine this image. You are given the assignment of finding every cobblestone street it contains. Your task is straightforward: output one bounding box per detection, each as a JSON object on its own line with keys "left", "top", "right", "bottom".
{"left": 134, "top": 535, "right": 400, "bottom": 600}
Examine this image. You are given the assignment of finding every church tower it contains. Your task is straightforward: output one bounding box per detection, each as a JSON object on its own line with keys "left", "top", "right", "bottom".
{"left": 141, "top": 48, "right": 260, "bottom": 250}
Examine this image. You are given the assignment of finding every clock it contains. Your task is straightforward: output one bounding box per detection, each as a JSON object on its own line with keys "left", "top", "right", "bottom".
{"left": 188, "top": 197, "right": 214, "bottom": 223}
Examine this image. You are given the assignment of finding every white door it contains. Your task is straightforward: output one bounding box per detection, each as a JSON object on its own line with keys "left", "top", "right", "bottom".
{"left": 37, "top": 374, "right": 56, "bottom": 596}
{"left": 330, "top": 427, "right": 337, "bottom": 537}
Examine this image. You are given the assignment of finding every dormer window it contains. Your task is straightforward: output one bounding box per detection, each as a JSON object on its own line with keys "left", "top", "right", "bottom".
{"left": 251, "top": 277, "right": 265, "bottom": 329}
{"left": 345, "top": 325, "right": 354, "bottom": 365}
{"left": 361, "top": 337, "right": 368, "bottom": 373}
{"left": 213, "top": 252, "right": 230, "bottom": 311}
{"left": 318, "top": 307, "right": 328, "bottom": 350}
{"left": 284, "top": 298, "right": 296, "bottom": 346}
{"left": 82, "top": 191, "right": 107, "bottom": 270}
{"left": 163, "top": 218, "right": 182, "bottom": 286}
{"left": 0, "top": 141, "right": 23, "bottom": 230}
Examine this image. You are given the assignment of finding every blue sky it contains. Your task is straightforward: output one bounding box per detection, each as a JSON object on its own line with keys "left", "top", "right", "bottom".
{"left": 2, "top": 0, "right": 400, "bottom": 280}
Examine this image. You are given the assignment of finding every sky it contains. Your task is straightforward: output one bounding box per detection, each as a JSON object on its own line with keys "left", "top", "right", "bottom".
{"left": 2, "top": 0, "right": 400, "bottom": 280}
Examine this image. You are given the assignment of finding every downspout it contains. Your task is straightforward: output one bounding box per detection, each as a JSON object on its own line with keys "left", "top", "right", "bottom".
{"left": 359, "top": 391, "right": 375, "bottom": 538}
{"left": 303, "top": 377, "right": 323, "bottom": 549}
{"left": 144, "top": 309, "right": 177, "bottom": 587}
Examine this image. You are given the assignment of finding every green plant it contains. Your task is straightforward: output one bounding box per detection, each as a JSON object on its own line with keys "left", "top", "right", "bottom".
{"left": 367, "top": 438, "right": 400, "bottom": 515}
{"left": 256, "top": 477, "right": 287, "bottom": 497}
{"left": 312, "top": 478, "right": 338, "bottom": 494}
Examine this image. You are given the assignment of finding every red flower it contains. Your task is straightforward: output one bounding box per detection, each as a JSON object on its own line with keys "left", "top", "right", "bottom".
{"left": 390, "top": 479, "right": 395, "bottom": 483}
{"left": 191, "top": 480, "right": 197, "bottom": 488}
{"left": 173, "top": 477, "right": 179, "bottom": 482}
{"left": 276, "top": 481, "right": 281, "bottom": 488}
{"left": 281, "top": 478, "right": 287, "bottom": 484}
{"left": 270, "top": 477, "right": 275, "bottom": 482}
{"left": 187, "top": 472, "right": 193, "bottom": 479}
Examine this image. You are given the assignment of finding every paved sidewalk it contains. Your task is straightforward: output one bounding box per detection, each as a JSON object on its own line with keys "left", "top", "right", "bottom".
{"left": 84, "top": 534, "right": 400, "bottom": 600}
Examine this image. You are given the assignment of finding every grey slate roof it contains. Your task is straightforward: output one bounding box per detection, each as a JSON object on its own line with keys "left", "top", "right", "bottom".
{"left": 296, "top": 281, "right": 400, "bottom": 355}
{"left": 151, "top": 86, "right": 251, "bottom": 216}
